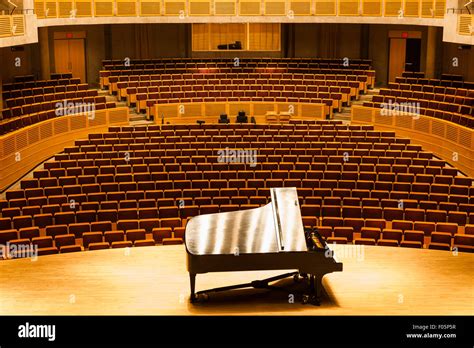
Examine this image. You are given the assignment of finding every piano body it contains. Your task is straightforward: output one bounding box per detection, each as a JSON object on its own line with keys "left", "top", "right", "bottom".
{"left": 217, "top": 41, "right": 242, "bottom": 50}
{"left": 185, "top": 187, "right": 343, "bottom": 305}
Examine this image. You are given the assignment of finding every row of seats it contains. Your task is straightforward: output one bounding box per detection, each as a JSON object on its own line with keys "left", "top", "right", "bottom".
{"left": 373, "top": 93, "right": 473, "bottom": 116}
{"left": 363, "top": 101, "right": 473, "bottom": 129}
{"left": 0, "top": 222, "right": 184, "bottom": 259}
{"left": 3, "top": 82, "right": 88, "bottom": 102}
{"left": 1, "top": 199, "right": 471, "bottom": 227}
{"left": 394, "top": 76, "right": 474, "bottom": 89}
{"left": 0, "top": 102, "right": 116, "bottom": 135}
{"left": 1, "top": 193, "right": 471, "bottom": 219}
{"left": 102, "top": 57, "right": 372, "bottom": 66}
{"left": 4, "top": 83, "right": 91, "bottom": 108}
{"left": 322, "top": 225, "right": 473, "bottom": 252}
{"left": 103, "top": 69, "right": 373, "bottom": 87}
{"left": 2, "top": 93, "right": 103, "bottom": 120}
{"left": 386, "top": 82, "right": 474, "bottom": 97}
{"left": 2, "top": 77, "right": 81, "bottom": 93}
{"left": 103, "top": 60, "right": 371, "bottom": 70}
{"left": 107, "top": 72, "right": 370, "bottom": 89}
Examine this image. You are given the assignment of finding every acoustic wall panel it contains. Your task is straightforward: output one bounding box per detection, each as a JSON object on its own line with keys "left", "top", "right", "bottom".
{"left": 214, "top": 0, "right": 236, "bottom": 15}
{"left": 239, "top": 0, "right": 262, "bottom": 15}
{"left": 339, "top": 0, "right": 360, "bottom": 15}
{"left": 58, "top": 0, "right": 74, "bottom": 17}
{"left": 164, "top": 0, "right": 186, "bottom": 15}
{"left": 264, "top": 0, "right": 286, "bottom": 15}
{"left": 189, "top": 0, "right": 211, "bottom": 15}
{"left": 140, "top": 0, "right": 161, "bottom": 16}
{"left": 94, "top": 0, "right": 114, "bottom": 16}
{"left": 116, "top": 0, "right": 137, "bottom": 16}
{"left": 404, "top": 0, "right": 420, "bottom": 17}
{"left": 289, "top": 0, "right": 312, "bottom": 15}
{"left": 45, "top": 1, "right": 58, "bottom": 17}
{"left": 75, "top": 0, "right": 93, "bottom": 16}
{"left": 384, "top": 0, "right": 402, "bottom": 16}
{"left": 315, "top": 0, "right": 337, "bottom": 15}
{"left": 34, "top": 1, "right": 46, "bottom": 18}
{"left": 362, "top": 0, "right": 381, "bottom": 16}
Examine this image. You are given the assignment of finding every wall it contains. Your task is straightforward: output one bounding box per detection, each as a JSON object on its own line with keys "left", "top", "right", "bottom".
{"left": 110, "top": 24, "right": 188, "bottom": 60}
{"left": 293, "top": 23, "right": 361, "bottom": 58}
{"left": 0, "top": 42, "right": 40, "bottom": 82}
{"left": 441, "top": 42, "right": 474, "bottom": 82}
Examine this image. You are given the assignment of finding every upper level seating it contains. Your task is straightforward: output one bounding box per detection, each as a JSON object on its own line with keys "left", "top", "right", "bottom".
{"left": 0, "top": 121, "right": 472, "bottom": 258}
{"left": 2, "top": 77, "right": 80, "bottom": 93}
{"left": 100, "top": 58, "right": 376, "bottom": 91}
{"left": 1, "top": 78, "right": 117, "bottom": 135}
{"left": 363, "top": 76, "right": 474, "bottom": 129}
{"left": 394, "top": 76, "right": 474, "bottom": 89}
{"left": 102, "top": 59, "right": 374, "bottom": 118}
{"left": 118, "top": 73, "right": 358, "bottom": 117}
{"left": 102, "top": 57, "right": 373, "bottom": 69}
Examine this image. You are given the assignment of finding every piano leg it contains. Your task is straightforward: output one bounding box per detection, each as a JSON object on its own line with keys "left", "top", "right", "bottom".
{"left": 190, "top": 273, "right": 197, "bottom": 303}
{"left": 302, "top": 275, "right": 321, "bottom": 306}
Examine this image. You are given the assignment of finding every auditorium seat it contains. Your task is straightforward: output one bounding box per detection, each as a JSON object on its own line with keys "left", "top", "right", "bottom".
{"left": 37, "top": 247, "right": 59, "bottom": 256}
{"left": 60, "top": 245, "right": 82, "bottom": 253}
{"left": 88, "top": 242, "right": 111, "bottom": 251}
{"left": 162, "top": 238, "right": 184, "bottom": 245}
{"left": 111, "top": 241, "right": 133, "bottom": 249}
{"left": 453, "top": 235, "right": 474, "bottom": 253}
{"left": 55, "top": 235, "right": 76, "bottom": 248}
{"left": 152, "top": 228, "right": 172, "bottom": 243}
{"left": 83, "top": 232, "right": 103, "bottom": 248}
{"left": 134, "top": 240, "right": 155, "bottom": 247}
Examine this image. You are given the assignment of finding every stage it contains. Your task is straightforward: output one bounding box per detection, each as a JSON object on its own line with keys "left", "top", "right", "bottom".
{"left": 0, "top": 245, "right": 472, "bottom": 315}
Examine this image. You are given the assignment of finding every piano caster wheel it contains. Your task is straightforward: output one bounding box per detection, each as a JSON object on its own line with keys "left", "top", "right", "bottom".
{"left": 192, "top": 293, "right": 209, "bottom": 303}
{"left": 302, "top": 295, "right": 321, "bottom": 306}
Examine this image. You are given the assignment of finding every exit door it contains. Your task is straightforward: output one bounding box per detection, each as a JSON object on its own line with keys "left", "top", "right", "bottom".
{"left": 54, "top": 38, "right": 86, "bottom": 83}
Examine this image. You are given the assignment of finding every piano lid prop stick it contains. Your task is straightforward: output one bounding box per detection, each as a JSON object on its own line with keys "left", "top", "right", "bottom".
{"left": 270, "top": 188, "right": 285, "bottom": 251}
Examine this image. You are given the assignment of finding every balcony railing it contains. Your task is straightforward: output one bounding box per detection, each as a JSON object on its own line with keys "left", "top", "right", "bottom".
{"left": 0, "top": 15, "right": 26, "bottom": 38}
{"left": 458, "top": 14, "right": 474, "bottom": 36}
{"left": 33, "top": 0, "right": 446, "bottom": 18}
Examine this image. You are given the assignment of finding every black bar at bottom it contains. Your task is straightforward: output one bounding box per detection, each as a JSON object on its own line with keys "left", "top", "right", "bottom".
{"left": 0, "top": 315, "right": 472, "bottom": 346}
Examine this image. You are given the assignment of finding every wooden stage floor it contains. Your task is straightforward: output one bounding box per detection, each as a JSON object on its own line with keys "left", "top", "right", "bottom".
{"left": 0, "top": 245, "right": 472, "bottom": 315}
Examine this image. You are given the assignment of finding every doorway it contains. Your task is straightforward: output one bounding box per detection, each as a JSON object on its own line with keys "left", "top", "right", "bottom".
{"left": 54, "top": 34, "right": 86, "bottom": 83}
{"left": 388, "top": 31, "right": 422, "bottom": 82}
{"left": 405, "top": 38, "right": 421, "bottom": 72}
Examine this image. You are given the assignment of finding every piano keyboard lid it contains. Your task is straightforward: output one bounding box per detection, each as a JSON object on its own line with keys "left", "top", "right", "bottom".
{"left": 185, "top": 187, "right": 307, "bottom": 256}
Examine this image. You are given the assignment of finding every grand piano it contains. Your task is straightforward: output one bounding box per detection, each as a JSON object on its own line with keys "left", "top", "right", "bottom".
{"left": 185, "top": 187, "right": 343, "bottom": 305}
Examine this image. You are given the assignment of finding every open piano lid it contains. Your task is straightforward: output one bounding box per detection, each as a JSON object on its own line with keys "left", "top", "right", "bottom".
{"left": 185, "top": 187, "right": 307, "bottom": 256}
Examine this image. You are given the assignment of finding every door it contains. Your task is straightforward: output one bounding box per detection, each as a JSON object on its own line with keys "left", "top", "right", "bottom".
{"left": 54, "top": 38, "right": 86, "bottom": 83}
{"left": 388, "top": 38, "right": 406, "bottom": 83}
{"left": 405, "top": 38, "right": 421, "bottom": 72}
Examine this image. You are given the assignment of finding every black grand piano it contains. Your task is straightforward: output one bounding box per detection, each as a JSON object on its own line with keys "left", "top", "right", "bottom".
{"left": 185, "top": 187, "right": 343, "bottom": 305}
{"left": 217, "top": 41, "right": 242, "bottom": 50}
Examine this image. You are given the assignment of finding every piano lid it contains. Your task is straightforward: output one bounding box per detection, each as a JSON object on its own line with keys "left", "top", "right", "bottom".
{"left": 185, "top": 187, "right": 307, "bottom": 256}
